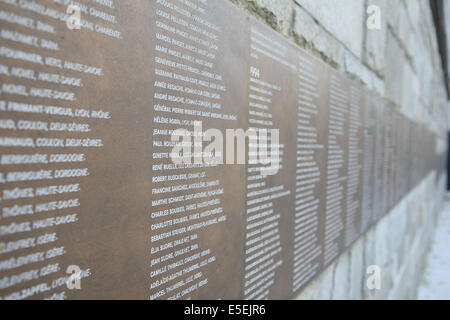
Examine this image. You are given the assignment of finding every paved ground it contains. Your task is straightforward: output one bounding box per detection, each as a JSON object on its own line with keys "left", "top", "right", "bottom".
{"left": 417, "top": 200, "right": 450, "bottom": 300}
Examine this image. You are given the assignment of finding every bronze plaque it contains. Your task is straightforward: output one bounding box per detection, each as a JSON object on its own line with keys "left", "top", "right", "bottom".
{"left": 381, "top": 103, "right": 392, "bottom": 215}
{"left": 0, "top": 0, "right": 443, "bottom": 300}
{"left": 291, "top": 48, "right": 329, "bottom": 295}
{"left": 242, "top": 19, "right": 298, "bottom": 300}
{"left": 372, "top": 96, "right": 385, "bottom": 222}
{"left": 361, "top": 91, "right": 376, "bottom": 233}
{"left": 0, "top": 0, "right": 156, "bottom": 300}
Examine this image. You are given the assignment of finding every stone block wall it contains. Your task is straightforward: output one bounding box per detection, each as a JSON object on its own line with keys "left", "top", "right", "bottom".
{"left": 228, "top": 0, "right": 448, "bottom": 299}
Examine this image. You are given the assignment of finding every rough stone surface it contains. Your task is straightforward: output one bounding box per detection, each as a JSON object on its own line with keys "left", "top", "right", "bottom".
{"left": 291, "top": 5, "right": 342, "bottom": 67}
{"left": 294, "top": 0, "right": 365, "bottom": 58}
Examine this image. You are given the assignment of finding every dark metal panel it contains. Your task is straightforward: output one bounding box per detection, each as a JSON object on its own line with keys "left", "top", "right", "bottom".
{"left": 344, "top": 82, "right": 365, "bottom": 247}
{"left": 291, "top": 48, "right": 330, "bottom": 295}
{"left": 0, "top": 0, "right": 442, "bottom": 300}
{"left": 147, "top": 0, "right": 249, "bottom": 300}
{"left": 0, "top": 0, "right": 156, "bottom": 300}
{"left": 322, "top": 69, "right": 350, "bottom": 268}
{"left": 361, "top": 91, "right": 376, "bottom": 234}
{"left": 372, "top": 96, "right": 385, "bottom": 224}
{"left": 242, "top": 18, "right": 299, "bottom": 300}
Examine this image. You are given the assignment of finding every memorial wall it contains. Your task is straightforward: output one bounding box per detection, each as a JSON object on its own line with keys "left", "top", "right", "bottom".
{"left": 0, "top": 0, "right": 446, "bottom": 300}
